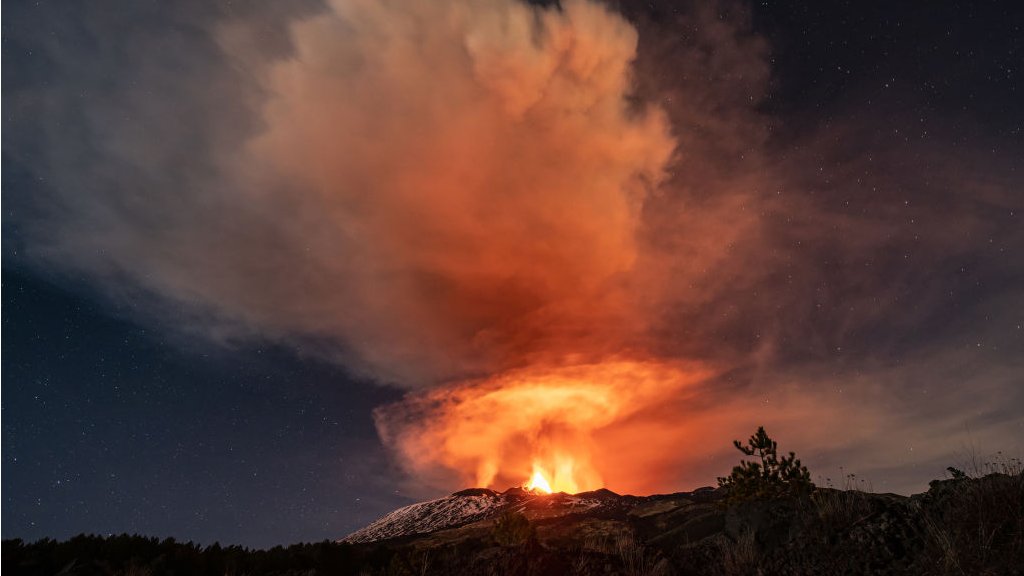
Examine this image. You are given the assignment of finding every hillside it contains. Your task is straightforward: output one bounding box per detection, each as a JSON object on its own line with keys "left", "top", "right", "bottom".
{"left": 342, "top": 487, "right": 629, "bottom": 544}
{"left": 337, "top": 473, "right": 1022, "bottom": 575}
{"left": 5, "top": 472, "right": 1021, "bottom": 575}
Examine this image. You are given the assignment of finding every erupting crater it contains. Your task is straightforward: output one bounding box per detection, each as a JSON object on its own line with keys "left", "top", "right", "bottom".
{"left": 524, "top": 467, "right": 554, "bottom": 494}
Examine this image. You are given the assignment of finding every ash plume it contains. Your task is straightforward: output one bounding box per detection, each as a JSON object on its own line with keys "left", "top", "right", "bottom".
{"left": 6, "top": 0, "right": 1022, "bottom": 495}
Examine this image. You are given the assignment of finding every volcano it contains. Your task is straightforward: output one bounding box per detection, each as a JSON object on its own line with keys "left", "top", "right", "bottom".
{"left": 342, "top": 486, "right": 649, "bottom": 544}
{"left": 336, "top": 474, "right": 1023, "bottom": 575}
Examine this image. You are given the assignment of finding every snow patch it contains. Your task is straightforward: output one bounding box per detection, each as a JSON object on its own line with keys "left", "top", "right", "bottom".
{"left": 343, "top": 491, "right": 505, "bottom": 543}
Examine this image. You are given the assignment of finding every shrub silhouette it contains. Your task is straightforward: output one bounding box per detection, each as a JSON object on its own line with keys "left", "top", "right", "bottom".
{"left": 717, "top": 426, "right": 813, "bottom": 502}
{"left": 492, "top": 510, "right": 535, "bottom": 547}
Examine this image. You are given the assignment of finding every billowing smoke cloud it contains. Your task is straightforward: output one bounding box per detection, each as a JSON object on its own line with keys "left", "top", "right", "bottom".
{"left": 6, "top": 0, "right": 1022, "bottom": 496}
{"left": 241, "top": 0, "right": 675, "bottom": 384}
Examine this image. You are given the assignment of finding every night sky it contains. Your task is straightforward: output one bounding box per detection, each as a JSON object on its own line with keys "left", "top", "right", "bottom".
{"left": 3, "top": 269, "right": 407, "bottom": 546}
{"left": 4, "top": 0, "right": 1023, "bottom": 548}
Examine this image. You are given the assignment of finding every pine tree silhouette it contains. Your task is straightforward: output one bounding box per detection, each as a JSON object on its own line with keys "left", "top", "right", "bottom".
{"left": 717, "top": 426, "right": 813, "bottom": 502}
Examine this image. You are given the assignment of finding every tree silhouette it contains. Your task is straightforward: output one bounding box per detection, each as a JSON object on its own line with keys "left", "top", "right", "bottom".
{"left": 717, "top": 426, "right": 813, "bottom": 502}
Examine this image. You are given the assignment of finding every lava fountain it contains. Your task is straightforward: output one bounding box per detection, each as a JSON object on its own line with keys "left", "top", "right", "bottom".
{"left": 525, "top": 466, "right": 554, "bottom": 494}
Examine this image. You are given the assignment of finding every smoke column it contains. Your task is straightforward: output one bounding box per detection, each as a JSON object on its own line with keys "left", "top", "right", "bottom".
{"left": 242, "top": 0, "right": 675, "bottom": 384}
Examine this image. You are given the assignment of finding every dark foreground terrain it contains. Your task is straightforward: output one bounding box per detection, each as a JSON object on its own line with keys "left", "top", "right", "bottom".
{"left": 4, "top": 472, "right": 1022, "bottom": 576}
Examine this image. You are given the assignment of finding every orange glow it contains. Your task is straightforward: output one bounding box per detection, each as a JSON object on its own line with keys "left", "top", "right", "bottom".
{"left": 525, "top": 466, "right": 553, "bottom": 494}
{"left": 375, "top": 358, "right": 715, "bottom": 495}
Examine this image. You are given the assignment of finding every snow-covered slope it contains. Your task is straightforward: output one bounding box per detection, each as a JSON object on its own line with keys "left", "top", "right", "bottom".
{"left": 342, "top": 487, "right": 630, "bottom": 544}
{"left": 343, "top": 489, "right": 507, "bottom": 543}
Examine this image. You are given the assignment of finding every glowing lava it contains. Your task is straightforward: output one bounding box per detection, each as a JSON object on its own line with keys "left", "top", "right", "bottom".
{"left": 525, "top": 467, "right": 553, "bottom": 494}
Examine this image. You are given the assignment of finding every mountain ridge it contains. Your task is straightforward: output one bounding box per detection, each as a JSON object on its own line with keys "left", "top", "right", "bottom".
{"left": 342, "top": 485, "right": 717, "bottom": 544}
{"left": 334, "top": 473, "right": 1022, "bottom": 575}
